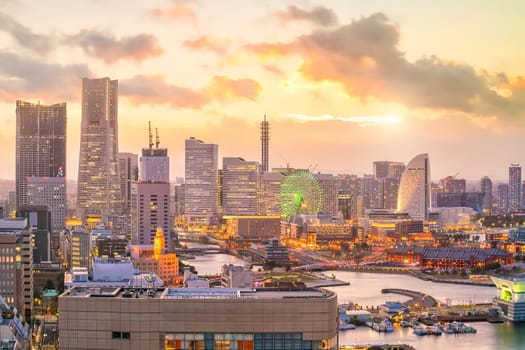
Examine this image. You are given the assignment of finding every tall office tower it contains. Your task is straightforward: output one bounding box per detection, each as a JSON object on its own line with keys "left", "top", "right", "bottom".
{"left": 316, "top": 173, "right": 338, "bottom": 216}
{"left": 118, "top": 152, "right": 138, "bottom": 212}
{"left": 140, "top": 122, "right": 169, "bottom": 183}
{"left": 373, "top": 161, "right": 405, "bottom": 179}
{"left": 173, "top": 184, "right": 185, "bottom": 217}
{"left": 77, "top": 77, "right": 121, "bottom": 223}
{"left": 480, "top": 176, "right": 493, "bottom": 213}
{"left": 509, "top": 164, "right": 522, "bottom": 212}
{"left": 18, "top": 205, "right": 51, "bottom": 264}
{"left": 381, "top": 177, "right": 400, "bottom": 210}
{"left": 70, "top": 226, "right": 90, "bottom": 268}
{"left": 0, "top": 218, "right": 33, "bottom": 322}
{"left": 15, "top": 100, "right": 66, "bottom": 210}
{"left": 257, "top": 171, "right": 284, "bottom": 216}
{"left": 184, "top": 137, "right": 219, "bottom": 224}
{"left": 261, "top": 115, "right": 269, "bottom": 173}
{"left": 440, "top": 176, "right": 466, "bottom": 193}
{"left": 222, "top": 157, "right": 259, "bottom": 216}
{"left": 497, "top": 184, "right": 509, "bottom": 214}
{"left": 397, "top": 153, "right": 431, "bottom": 221}
{"left": 26, "top": 176, "right": 65, "bottom": 235}
{"left": 361, "top": 175, "right": 381, "bottom": 209}
{"left": 131, "top": 125, "right": 170, "bottom": 247}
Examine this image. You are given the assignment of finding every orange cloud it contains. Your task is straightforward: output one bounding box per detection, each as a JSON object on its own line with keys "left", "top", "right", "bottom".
{"left": 150, "top": 2, "right": 197, "bottom": 23}
{"left": 245, "top": 13, "right": 524, "bottom": 117}
{"left": 65, "top": 30, "right": 163, "bottom": 63}
{"left": 275, "top": 5, "right": 338, "bottom": 27}
{"left": 120, "top": 75, "right": 263, "bottom": 109}
{"left": 120, "top": 75, "right": 210, "bottom": 109}
{"left": 183, "top": 36, "right": 230, "bottom": 55}
{"left": 205, "top": 76, "right": 262, "bottom": 101}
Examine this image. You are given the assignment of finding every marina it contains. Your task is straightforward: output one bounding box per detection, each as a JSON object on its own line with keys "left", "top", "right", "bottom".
{"left": 183, "top": 251, "right": 525, "bottom": 349}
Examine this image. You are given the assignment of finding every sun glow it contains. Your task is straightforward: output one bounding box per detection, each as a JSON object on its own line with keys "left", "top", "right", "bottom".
{"left": 285, "top": 113, "right": 402, "bottom": 127}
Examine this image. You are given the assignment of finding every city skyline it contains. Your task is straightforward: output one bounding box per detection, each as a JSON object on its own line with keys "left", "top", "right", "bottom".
{"left": 1, "top": 1, "right": 525, "bottom": 181}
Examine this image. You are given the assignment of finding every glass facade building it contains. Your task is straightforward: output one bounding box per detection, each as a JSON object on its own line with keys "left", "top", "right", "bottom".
{"left": 77, "top": 77, "right": 121, "bottom": 223}
{"left": 397, "top": 153, "right": 431, "bottom": 221}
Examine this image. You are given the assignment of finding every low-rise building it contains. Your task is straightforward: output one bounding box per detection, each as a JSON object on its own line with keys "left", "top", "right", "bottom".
{"left": 386, "top": 246, "right": 513, "bottom": 269}
{"left": 58, "top": 286, "right": 338, "bottom": 350}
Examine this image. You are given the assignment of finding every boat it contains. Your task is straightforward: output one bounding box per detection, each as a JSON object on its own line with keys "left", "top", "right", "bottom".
{"left": 338, "top": 321, "right": 356, "bottom": 330}
{"left": 370, "top": 319, "right": 394, "bottom": 332}
{"left": 399, "top": 320, "right": 410, "bottom": 328}
{"left": 413, "top": 326, "right": 428, "bottom": 336}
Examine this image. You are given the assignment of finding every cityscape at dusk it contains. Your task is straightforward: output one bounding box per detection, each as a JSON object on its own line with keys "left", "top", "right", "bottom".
{"left": 3, "top": 1, "right": 525, "bottom": 350}
{"left": 1, "top": 1, "right": 525, "bottom": 181}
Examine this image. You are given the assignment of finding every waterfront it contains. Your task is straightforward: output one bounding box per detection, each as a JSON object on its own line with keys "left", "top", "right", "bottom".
{"left": 183, "top": 250, "right": 525, "bottom": 349}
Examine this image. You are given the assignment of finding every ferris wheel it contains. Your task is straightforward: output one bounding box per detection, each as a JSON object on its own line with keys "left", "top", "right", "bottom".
{"left": 280, "top": 170, "right": 323, "bottom": 219}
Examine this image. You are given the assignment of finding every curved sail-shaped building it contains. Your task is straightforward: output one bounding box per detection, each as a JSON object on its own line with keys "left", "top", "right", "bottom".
{"left": 397, "top": 153, "right": 431, "bottom": 220}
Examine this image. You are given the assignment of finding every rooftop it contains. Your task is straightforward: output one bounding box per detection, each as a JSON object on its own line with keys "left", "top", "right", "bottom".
{"left": 61, "top": 287, "right": 334, "bottom": 300}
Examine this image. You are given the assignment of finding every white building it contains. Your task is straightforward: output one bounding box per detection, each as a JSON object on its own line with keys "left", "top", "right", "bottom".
{"left": 92, "top": 257, "right": 134, "bottom": 282}
{"left": 397, "top": 153, "right": 431, "bottom": 221}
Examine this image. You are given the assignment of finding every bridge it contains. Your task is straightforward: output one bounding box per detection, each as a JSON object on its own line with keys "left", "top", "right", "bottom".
{"left": 173, "top": 247, "right": 229, "bottom": 255}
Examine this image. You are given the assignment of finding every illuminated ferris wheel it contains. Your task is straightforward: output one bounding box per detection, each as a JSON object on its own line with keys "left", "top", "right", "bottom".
{"left": 280, "top": 170, "right": 323, "bottom": 220}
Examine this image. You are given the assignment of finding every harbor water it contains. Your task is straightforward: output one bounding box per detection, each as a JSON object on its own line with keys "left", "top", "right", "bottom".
{"left": 182, "top": 250, "right": 525, "bottom": 350}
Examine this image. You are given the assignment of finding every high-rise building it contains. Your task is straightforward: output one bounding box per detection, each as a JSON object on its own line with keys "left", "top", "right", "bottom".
{"left": 117, "top": 152, "right": 138, "bottom": 212}
{"left": 497, "top": 184, "right": 509, "bottom": 214}
{"left": 480, "top": 176, "right": 492, "bottom": 213}
{"left": 15, "top": 100, "right": 66, "bottom": 211}
{"left": 316, "top": 173, "right": 338, "bottom": 216}
{"left": 184, "top": 137, "right": 219, "bottom": 223}
{"left": 257, "top": 172, "right": 284, "bottom": 216}
{"left": 509, "top": 164, "right": 522, "bottom": 212}
{"left": 18, "top": 205, "right": 51, "bottom": 264}
{"left": 397, "top": 153, "right": 431, "bottom": 221}
{"left": 222, "top": 157, "right": 259, "bottom": 216}
{"left": 131, "top": 125, "right": 170, "bottom": 247}
{"left": 380, "top": 177, "right": 400, "bottom": 210}
{"left": 77, "top": 77, "right": 121, "bottom": 223}
{"left": 131, "top": 182, "right": 170, "bottom": 246}
{"left": 26, "top": 176, "right": 66, "bottom": 235}
{"left": 70, "top": 226, "right": 90, "bottom": 268}
{"left": 373, "top": 161, "right": 405, "bottom": 179}
{"left": 440, "top": 176, "right": 466, "bottom": 193}
{"left": 261, "top": 115, "right": 269, "bottom": 173}
{"left": 0, "top": 218, "right": 33, "bottom": 322}
{"left": 140, "top": 122, "right": 169, "bottom": 183}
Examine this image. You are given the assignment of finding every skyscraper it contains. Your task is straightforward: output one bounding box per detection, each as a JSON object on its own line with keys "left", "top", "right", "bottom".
{"left": 15, "top": 100, "right": 66, "bottom": 211}
{"left": 26, "top": 176, "right": 66, "bottom": 235}
{"left": 261, "top": 115, "right": 269, "bottom": 173}
{"left": 373, "top": 161, "right": 405, "bottom": 179}
{"left": 509, "top": 164, "right": 522, "bottom": 212}
{"left": 77, "top": 77, "right": 121, "bottom": 223}
{"left": 184, "top": 137, "right": 218, "bottom": 224}
{"left": 118, "top": 152, "right": 138, "bottom": 212}
{"left": 480, "top": 176, "right": 492, "bottom": 213}
{"left": 257, "top": 171, "right": 284, "bottom": 216}
{"left": 497, "top": 184, "right": 509, "bottom": 214}
{"left": 397, "top": 153, "right": 431, "bottom": 221}
{"left": 222, "top": 157, "right": 259, "bottom": 215}
{"left": 131, "top": 125, "right": 170, "bottom": 247}
{"left": 139, "top": 122, "right": 169, "bottom": 183}
{"left": 440, "top": 176, "right": 466, "bottom": 193}
{"left": 316, "top": 173, "right": 338, "bottom": 216}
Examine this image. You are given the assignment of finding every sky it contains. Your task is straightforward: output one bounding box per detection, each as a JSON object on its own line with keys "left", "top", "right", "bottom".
{"left": 1, "top": 0, "right": 525, "bottom": 182}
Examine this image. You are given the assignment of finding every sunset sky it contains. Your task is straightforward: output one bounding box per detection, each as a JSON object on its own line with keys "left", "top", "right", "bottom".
{"left": 1, "top": 0, "right": 525, "bottom": 182}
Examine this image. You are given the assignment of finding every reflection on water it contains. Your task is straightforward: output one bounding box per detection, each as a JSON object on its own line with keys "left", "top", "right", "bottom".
{"left": 181, "top": 250, "right": 523, "bottom": 350}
